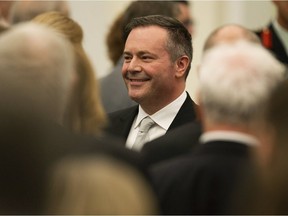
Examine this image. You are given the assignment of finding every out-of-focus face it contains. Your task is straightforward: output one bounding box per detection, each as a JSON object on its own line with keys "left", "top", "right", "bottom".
{"left": 122, "top": 25, "right": 184, "bottom": 114}
{"left": 176, "top": 3, "right": 194, "bottom": 35}
{"left": 273, "top": 0, "right": 288, "bottom": 30}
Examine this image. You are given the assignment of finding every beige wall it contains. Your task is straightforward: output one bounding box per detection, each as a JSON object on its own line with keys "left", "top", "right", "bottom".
{"left": 69, "top": 1, "right": 275, "bottom": 102}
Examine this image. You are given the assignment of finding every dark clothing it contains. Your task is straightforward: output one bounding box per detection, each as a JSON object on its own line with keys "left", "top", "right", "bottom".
{"left": 255, "top": 23, "right": 288, "bottom": 66}
{"left": 0, "top": 116, "right": 150, "bottom": 214}
{"left": 105, "top": 92, "right": 198, "bottom": 142}
{"left": 151, "top": 140, "right": 253, "bottom": 215}
{"left": 141, "top": 121, "right": 202, "bottom": 167}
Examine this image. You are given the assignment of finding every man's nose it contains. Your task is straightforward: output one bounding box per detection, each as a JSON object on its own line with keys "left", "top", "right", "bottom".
{"left": 127, "top": 58, "right": 142, "bottom": 72}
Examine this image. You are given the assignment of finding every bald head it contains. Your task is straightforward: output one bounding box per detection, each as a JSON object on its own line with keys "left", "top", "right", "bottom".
{"left": 203, "top": 24, "right": 260, "bottom": 51}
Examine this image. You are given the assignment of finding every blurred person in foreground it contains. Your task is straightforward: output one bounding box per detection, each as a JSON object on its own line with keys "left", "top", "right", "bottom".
{"left": 33, "top": 11, "right": 107, "bottom": 136}
{"left": 151, "top": 40, "right": 285, "bottom": 215}
{"left": 0, "top": 22, "right": 75, "bottom": 214}
{"left": 0, "top": 22, "right": 155, "bottom": 214}
{"left": 232, "top": 80, "right": 288, "bottom": 215}
{"left": 255, "top": 78, "right": 288, "bottom": 214}
{"left": 47, "top": 156, "right": 158, "bottom": 214}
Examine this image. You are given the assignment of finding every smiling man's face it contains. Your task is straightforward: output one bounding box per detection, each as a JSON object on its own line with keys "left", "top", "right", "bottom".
{"left": 122, "top": 25, "right": 180, "bottom": 112}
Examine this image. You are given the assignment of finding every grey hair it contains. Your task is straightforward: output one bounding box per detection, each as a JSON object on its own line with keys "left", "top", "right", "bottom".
{"left": 0, "top": 22, "right": 75, "bottom": 123}
{"left": 199, "top": 40, "right": 285, "bottom": 126}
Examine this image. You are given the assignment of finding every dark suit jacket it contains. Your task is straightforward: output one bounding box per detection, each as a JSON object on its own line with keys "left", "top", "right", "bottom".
{"left": 151, "top": 140, "right": 253, "bottom": 215}
{"left": 256, "top": 23, "right": 288, "bottom": 65}
{"left": 105, "top": 92, "right": 198, "bottom": 142}
{"left": 141, "top": 121, "right": 202, "bottom": 167}
{"left": 0, "top": 115, "right": 152, "bottom": 214}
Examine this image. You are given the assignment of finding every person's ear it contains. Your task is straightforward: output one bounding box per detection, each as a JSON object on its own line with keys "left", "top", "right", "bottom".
{"left": 175, "top": 55, "right": 189, "bottom": 78}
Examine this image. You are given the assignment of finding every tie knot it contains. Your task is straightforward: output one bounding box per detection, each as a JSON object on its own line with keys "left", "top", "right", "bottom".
{"left": 139, "top": 116, "right": 155, "bottom": 133}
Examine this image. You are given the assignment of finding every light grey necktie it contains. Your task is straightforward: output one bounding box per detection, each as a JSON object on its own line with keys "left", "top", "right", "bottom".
{"left": 132, "top": 116, "right": 155, "bottom": 151}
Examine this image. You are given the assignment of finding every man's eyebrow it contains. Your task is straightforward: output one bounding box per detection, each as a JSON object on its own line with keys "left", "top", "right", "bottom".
{"left": 138, "top": 51, "right": 153, "bottom": 55}
{"left": 123, "top": 50, "right": 156, "bottom": 57}
{"left": 123, "top": 51, "right": 132, "bottom": 56}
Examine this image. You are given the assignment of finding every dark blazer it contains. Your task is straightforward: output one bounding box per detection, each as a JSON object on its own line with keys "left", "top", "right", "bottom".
{"left": 150, "top": 140, "right": 253, "bottom": 215}
{"left": 105, "top": 92, "right": 198, "bottom": 142}
{"left": 141, "top": 121, "right": 202, "bottom": 167}
{"left": 255, "top": 23, "right": 288, "bottom": 65}
{"left": 0, "top": 116, "right": 152, "bottom": 214}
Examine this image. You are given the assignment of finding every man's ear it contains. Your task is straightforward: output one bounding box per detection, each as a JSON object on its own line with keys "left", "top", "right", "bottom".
{"left": 175, "top": 55, "right": 189, "bottom": 78}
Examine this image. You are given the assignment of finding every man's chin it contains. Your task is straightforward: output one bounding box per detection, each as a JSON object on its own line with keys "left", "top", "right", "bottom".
{"left": 129, "top": 93, "right": 142, "bottom": 104}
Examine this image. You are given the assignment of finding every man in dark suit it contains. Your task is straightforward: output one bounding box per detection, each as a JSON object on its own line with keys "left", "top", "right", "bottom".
{"left": 101, "top": 1, "right": 194, "bottom": 113}
{"left": 255, "top": 1, "right": 288, "bottom": 66}
{"left": 106, "top": 15, "right": 198, "bottom": 151}
{"left": 151, "top": 40, "right": 286, "bottom": 214}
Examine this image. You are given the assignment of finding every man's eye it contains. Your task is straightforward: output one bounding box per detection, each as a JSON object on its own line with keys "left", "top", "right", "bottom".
{"left": 142, "top": 56, "right": 152, "bottom": 60}
{"left": 124, "top": 56, "right": 132, "bottom": 61}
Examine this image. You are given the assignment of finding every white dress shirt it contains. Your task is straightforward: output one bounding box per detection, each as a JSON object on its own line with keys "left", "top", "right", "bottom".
{"left": 126, "top": 91, "right": 187, "bottom": 149}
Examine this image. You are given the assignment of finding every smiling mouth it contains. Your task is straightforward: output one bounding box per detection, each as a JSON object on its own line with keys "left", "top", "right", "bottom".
{"left": 129, "top": 79, "right": 149, "bottom": 82}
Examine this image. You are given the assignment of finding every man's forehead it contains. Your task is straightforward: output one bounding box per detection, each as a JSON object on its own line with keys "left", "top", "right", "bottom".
{"left": 125, "top": 25, "right": 168, "bottom": 43}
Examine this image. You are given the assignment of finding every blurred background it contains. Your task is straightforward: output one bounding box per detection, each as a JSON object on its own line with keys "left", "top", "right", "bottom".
{"left": 69, "top": 1, "right": 275, "bottom": 101}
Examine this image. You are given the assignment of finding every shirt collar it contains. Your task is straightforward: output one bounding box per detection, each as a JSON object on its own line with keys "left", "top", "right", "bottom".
{"left": 199, "top": 130, "right": 259, "bottom": 147}
{"left": 134, "top": 91, "right": 187, "bottom": 130}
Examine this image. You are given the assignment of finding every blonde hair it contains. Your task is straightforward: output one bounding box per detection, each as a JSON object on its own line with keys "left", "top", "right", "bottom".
{"left": 33, "top": 11, "right": 107, "bottom": 135}
{"left": 46, "top": 156, "right": 158, "bottom": 214}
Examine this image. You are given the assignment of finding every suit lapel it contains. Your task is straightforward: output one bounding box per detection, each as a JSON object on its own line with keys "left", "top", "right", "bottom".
{"left": 118, "top": 106, "right": 139, "bottom": 139}
{"left": 107, "top": 106, "right": 139, "bottom": 140}
{"left": 167, "top": 92, "right": 198, "bottom": 132}
{"left": 269, "top": 24, "right": 288, "bottom": 64}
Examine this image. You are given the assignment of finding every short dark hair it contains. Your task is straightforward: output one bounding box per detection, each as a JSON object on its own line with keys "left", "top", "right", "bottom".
{"left": 124, "top": 14, "right": 192, "bottom": 79}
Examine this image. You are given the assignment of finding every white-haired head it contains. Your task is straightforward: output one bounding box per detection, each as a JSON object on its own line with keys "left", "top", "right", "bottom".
{"left": 199, "top": 40, "right": 285, "bottom": 129}
{"left": 0, "top": 22, "right": 75, "bottom": 123}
